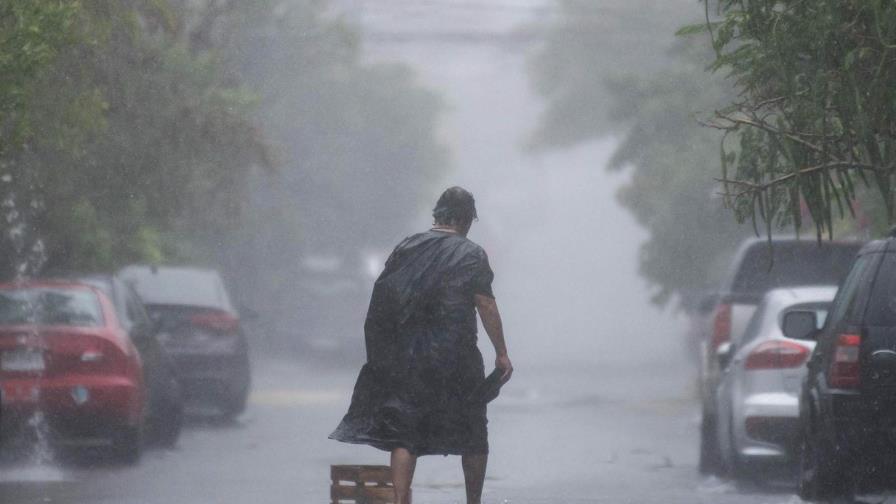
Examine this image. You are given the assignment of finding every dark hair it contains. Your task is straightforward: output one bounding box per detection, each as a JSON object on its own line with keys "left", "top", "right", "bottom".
{"left": 433, "top": 186, "right": 477, "bottom": 226}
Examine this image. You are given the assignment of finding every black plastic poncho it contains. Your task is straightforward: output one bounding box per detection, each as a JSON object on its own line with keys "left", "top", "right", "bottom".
{"left": 329, "top": 229, "right": 495, "bottom": 456}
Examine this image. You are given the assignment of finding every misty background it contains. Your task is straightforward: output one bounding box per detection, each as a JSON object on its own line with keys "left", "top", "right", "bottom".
{"left": 299, "top": 0, "right": 698, "bottom": 369}
{"left": 0, "top": 0, "right": 740, "bottom": 370}
{"left": 2, "top": 1, "right": 833, "bottom": 503}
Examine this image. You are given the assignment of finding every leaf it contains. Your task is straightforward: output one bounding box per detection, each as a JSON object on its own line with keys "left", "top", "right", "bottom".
{"left": 844, "top": 49, "right": 857, "bottom": 69}
{"left": 676, "top": 23, "right": 712, "bottom": 36}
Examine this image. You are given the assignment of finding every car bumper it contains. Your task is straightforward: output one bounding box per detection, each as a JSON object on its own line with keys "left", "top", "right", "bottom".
{"left": 169, "top": 353, "right": 250, "bottom": 399}
{"left": 1, "top": 375, "right": 141, "bottom": 439}
{"left": 826, "top": 392, "right": 896, "bottom": 457}
{"left": 735, "top": 392, "right": 800, "bottom": 462}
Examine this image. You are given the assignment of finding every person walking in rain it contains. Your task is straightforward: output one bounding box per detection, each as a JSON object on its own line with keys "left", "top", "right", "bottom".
{"left": 330, "top": 186, "right": 513, "bottom": 504}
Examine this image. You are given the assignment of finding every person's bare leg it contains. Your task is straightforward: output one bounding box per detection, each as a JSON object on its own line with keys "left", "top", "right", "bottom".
{"left": 462, "top": 454, "right": 487, "bottom": 504}
{"left": 391, "top": 448, "right": 417, "bottom": 504}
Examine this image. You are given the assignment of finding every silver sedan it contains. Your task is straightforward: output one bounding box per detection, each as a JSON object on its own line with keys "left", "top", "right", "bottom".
{"left": 714, "top": 286, "right": 837, "bottom": 478}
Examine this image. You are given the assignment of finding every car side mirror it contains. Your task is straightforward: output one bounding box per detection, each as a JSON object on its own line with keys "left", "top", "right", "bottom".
{"left": 716, "top": 341, "right": 734, "bottom": 369}
{"left": 782, "top": 310, "right": 818, "bottom": 341}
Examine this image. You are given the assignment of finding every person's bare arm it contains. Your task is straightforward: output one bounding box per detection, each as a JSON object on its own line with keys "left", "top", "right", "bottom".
{"left": 475, "top": 294, "right": 513, "bottom": 382}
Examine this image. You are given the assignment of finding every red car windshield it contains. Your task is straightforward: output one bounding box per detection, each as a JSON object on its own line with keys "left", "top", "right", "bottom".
{"left": 0, "top": 287, "right": 104, "bottom": 327}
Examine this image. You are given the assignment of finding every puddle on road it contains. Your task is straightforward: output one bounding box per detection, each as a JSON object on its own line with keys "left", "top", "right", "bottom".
{"left": 0, "top": 464, "right": 69, "bottom": 483}
{"left": 697, "top": 476, "right": 739, "bottom": 495}
{"left": 250, "top": 389, "right": 347, "bottom": 407}
{"left": 0, "top": 463, "right": 73, "bottom": 502}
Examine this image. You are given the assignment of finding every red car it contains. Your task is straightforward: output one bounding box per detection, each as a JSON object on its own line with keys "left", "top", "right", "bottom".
{"left": 0, "top": 281, "right": 144, "bottom": 462}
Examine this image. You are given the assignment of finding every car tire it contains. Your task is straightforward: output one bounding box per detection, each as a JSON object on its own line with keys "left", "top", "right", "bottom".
{"left": 220, "top": 390, "right": 248, "bottom": 420}
{"left": 725, "top": 412, "right": 763, "bottom": 482}
{"left": 729, "top": 452, "right": 760, "bottom": 482}
{"left": 152, "top": 399, "right": 184, "bottom": 448}
{"left": 111, "top": 426, "right": 143, "bottom": 465}
{"left": 726, "top": 425, "right": 747, "bottom": 480}
{"left": 699, "top": 412, "right": 724, "bottom": 475}
{"left": 798, "top": 419, "right": 847, "bottom": 501}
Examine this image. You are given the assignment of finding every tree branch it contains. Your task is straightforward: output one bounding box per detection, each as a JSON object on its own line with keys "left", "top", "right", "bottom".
{"left": 716, "top": 112, "right": 829, "bottom": 156}
{"left": 715, "top": 161, "right": 883, "bottom": 192}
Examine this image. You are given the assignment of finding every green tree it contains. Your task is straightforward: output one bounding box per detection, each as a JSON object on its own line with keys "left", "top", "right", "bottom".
{"left": 237, "top": 2, "right": 445, "bottom": 250}
{"left": 0, "top": 0, "right": 446, "bottom": 355}
{"left": 694, "top": 0, "right": 896, "bottom": 240}
{"left": 0, "top": 0, "right": 267, "bottom": 276}
{"left": 531, "top": 0, "right": 749, "bottom": 305}
{"left": 218, "top": 1, "right": 447, "bottom": 353}
{"left": 603, "top": 42, "right": 749, "bottom": 304}
{"left": 530, "top": 0, "right": 698, "bottom": 147}
{"left": 0, "top": 0, "right": 81, "bottom": 153}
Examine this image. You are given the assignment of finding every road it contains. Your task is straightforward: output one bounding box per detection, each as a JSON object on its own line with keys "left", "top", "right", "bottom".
{"left": 0, "top": 352, "right": 851, "bottom": 504}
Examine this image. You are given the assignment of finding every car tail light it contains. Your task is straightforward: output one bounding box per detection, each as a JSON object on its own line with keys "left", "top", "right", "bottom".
{"left": 744, "top": 340, "right": 810, "bottom": 370}
{"left": 829, "top": 333, "right": 861, "bottom": 389}
{"left": 190, "top": 310, "right": 239, "bottom": 332}
{"left": 710, "top": 303, "right": 732, "bottom": 351}
{"left": 47, "top": 338, "right": 129, "bottom": 376}
{"left": 80, "top": 340, "right": 129, "bottom": 375}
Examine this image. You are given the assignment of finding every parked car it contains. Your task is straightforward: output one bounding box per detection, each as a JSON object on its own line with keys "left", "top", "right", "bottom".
{"left": 698, "top": 237, "right": 862, "bottom": 474}
{"left": 74, "top": 274, "right": 184, "bottom": 447}
{"left": 119, "top": 265, "right": 251, "bottom": 418}
{"left": 713, "top": 286, "right": 836, "bottom": 479}
{"left": 798, "top": 236, "right": 896, "bottom": 499}
{"left": 294, "top": 253, "right": 369, "bottom": 360}
{"left": 0, "top": 281, "right": 144, "bottom": 462}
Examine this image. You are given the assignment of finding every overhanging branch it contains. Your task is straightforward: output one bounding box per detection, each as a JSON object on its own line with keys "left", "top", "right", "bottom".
{"left": 715, "top": 161, "right": 884, "bottom": 192}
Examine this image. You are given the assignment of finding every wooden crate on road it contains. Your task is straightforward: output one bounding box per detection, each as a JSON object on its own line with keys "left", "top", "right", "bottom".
{"left": 331, "top": 465, "right": 402, "bottom": 504}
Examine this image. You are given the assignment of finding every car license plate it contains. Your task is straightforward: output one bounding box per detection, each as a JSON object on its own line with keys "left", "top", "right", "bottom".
{"left": 1, "top": 384, "right": 39, "bottom": 404}
{"left": 1, "top": 348, "right": 45, "bottom": 372}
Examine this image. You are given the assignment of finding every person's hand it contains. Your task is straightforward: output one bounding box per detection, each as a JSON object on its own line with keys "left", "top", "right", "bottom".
{"left": 496, "top": 354, "right": 513, "bottom": 383}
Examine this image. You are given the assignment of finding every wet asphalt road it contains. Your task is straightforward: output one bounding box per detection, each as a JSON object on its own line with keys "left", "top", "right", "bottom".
{"left": 3, "top": 352, "right": 871, "bottom": 504}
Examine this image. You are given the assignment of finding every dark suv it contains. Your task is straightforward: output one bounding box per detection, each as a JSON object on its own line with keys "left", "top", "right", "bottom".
{"left": 798, "top": 237, "right": 896, "bottom": 499}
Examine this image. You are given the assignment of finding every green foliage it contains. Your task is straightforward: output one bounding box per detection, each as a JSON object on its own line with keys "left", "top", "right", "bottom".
{"left": 219, "top": 1, "right": 447, "bottom": 341}
{"left": 0, "top": 0, "right": 268, "bottom": 277}
{"left": 531, "top": 0, "right": 751, "bottom": 305}
{"left": 702, "top": 0, "right": 896, "bottom": 239}
{"left": 604, "top": 41, "right": 750, "bottom": 304}
{"left": 529, "top": 0, "right": 698, "bottom": 148}
{"left": 0, "top": 0, "right": 82, "bottom": 152}
{"left": 0, "top": 0, "right": 448, "bottom": 356}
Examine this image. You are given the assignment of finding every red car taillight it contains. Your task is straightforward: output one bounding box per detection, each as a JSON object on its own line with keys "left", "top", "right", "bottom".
{"left": 744, "top": 340, "right": 810, "bottom": 370}
{"left": 47, "top": 338, "right": 129, "bottom": 376}
{"left": 829, "top": 333, "right": 861, "bottom": 389}
{"left": 78, "top": 340, "right": 129, "bottom": 375}
{"left": 710, "top": 303, "right": 732, "bottom": 351}
{"left": 190, "top": 310, "right": 239, "bottom": 332}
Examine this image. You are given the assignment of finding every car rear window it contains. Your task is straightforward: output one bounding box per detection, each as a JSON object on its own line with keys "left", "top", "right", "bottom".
{"left": 730, "top": 242, "right": 860, "bottom": 295}
{"left": 864, "top": 254, "right": 896, "bottom": 326}
{"left": 0, "top": 288, "right": 104, "bottom": 327}
{"left": 142, "top": 304, "right": 209, "bottom": 331}
{"left": 121, "top": 267, "right": 233, "bottom": 311}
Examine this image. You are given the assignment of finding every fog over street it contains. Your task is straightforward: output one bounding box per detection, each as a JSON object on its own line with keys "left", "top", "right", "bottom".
{"left": 2, "top": 2, "right": 784, "bottom": 503}
{"left": 4, "top": 1, "right": 894, "bottom": 503}
{"left": 3, "top": 354, "right": 793, "bottom": 504}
